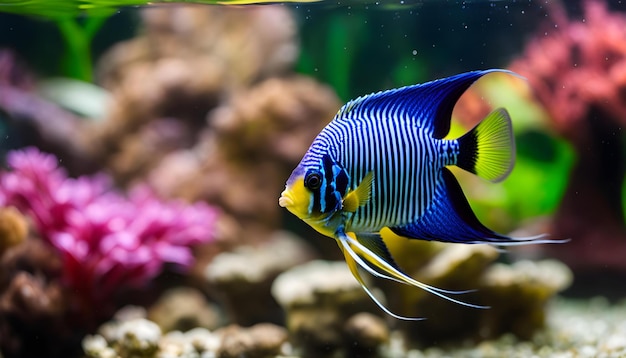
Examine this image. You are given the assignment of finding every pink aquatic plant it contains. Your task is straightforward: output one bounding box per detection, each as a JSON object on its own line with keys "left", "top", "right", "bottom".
{"left": 0, "top": 147, "right": 218, "bottom": 306}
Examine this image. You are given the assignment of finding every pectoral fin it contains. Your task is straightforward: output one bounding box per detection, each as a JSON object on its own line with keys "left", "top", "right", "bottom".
{"left": 343, "top": 172, "right": 373, "bottom": 212}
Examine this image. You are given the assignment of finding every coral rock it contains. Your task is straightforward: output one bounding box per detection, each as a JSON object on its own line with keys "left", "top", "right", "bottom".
{"left": 215, "top": 323, "right": 288, "bottom": 358}
{"left": 83, "top": 335, "right": 116, "bottom": 358}
{"left": 0, "top": 238, "right": 75, "bottom": 358}
{"left": 385, "top": 243, "right": 499, "bottom": 321}
{"left": 116, "top": 318, "right": 162, "bottom": 357}
{"left": 183, "top": 327, "right": 220, "bottom": 354}
{"left": 205, "top": 231, "right": 314, "bottom": 325}
{"left": 343, "top": 313, "right": 389, "bottom": 355}
{"left": 107, "top": 118, "right": 194, "bottom": 185}
{"left": 209, "top": 76, "right": 340, "bottom": 165}
{"left": 0, "top": 271, "right": 64, "bottom": 322}
{"left": 149, "top": 76, "right": 339, "bottom": 238}
{"left": 148, "top": 287, "right": 221, "bottom": 333}
{"left": 272, "top": 260, "right": 366, "bottom": 308}
{"left": 85, "top": 313, "right": 287, "bottom": 358}
{"left": 86, "top": 307, "right": 222, "bottom": 358}
{"left": 91, "top": 5, "right": 302, "bottom": 188}
{"left": 90, "top": 5, "right": 340, "bottom": 245}
{"left": 367, "top": 239, "right": 572, "bottom": 345}
{"left": 419, "top": 243, "right": 499, "bottom": 286}
{"left": 477, "top": 259, "right": 573, "bottom": 339}
{"left": 271, "top": 260, "right": 380, "bottom": 355}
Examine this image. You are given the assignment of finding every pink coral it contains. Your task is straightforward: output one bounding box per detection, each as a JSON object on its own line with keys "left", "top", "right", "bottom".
{"left": 0, "top": 147, "right": 218, "bottom": 305}
{"left": 510, "top": 0, "right": 626, "bottom": 271}
{"left": 511, "top": 0, "right": 626, "bottom": 142}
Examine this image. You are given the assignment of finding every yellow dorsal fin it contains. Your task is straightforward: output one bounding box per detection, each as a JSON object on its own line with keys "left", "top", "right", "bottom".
{"left": 343, "top": 172, "right": 374, "bottom": 212}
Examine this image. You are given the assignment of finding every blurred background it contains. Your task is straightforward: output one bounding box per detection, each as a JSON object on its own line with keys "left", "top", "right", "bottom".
{"left": 0, "top": 0, "right": 625, "bottom": 357}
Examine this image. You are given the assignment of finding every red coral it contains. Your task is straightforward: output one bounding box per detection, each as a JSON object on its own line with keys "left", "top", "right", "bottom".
{"left": 0, "top": 147, "right": 219, "bottom": 306}
{"left": 511, "top": 0, "right": 626, "bottom": 141}
{"left": 510, "top": 0, "right": 626, "bottom": 271}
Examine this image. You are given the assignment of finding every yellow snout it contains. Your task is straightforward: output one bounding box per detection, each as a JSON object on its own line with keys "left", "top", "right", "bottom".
{"left": 278, "top": 189, "right": 294, "bottom": 208}
{"left": 277, "top": 177, "right": 311, "bottom": 219}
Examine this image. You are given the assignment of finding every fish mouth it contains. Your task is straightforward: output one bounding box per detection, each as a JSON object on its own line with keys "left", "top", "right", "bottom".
{"left": 278, "top": 189, "right": 293, "bottom": 208}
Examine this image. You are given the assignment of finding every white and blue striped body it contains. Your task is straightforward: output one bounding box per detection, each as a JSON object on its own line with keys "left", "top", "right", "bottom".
{"left": 283, "top": 70, "right": 519, "bottom": 243}
{"left": 300, "top": 112, "right": 460, "bottom": 234}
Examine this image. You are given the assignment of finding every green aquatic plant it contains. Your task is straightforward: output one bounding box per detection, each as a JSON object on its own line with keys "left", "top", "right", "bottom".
{"left": 55, "top": 16, "right": 110, "bottom": 81}
{"left": 0, "top": 4, "right": 116, "bottom": 81}
{"left": 455, "top": 130, "right": 574, "bottom": 233}
{"left": 296, "top": 12, "right": 365, "bottom": 101}
{"left": 295, "top": 6, "right": 430, "bottom": 101}
{"left": 0, "top": 0, "right": 321, "bottom": 18}
{"left": 0, "top": 0, "right": 320, "bottom": 81}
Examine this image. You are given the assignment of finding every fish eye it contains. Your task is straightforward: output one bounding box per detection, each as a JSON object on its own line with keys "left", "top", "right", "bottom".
{"left": 304, "top": 170, "right": 322, "bottom": 190}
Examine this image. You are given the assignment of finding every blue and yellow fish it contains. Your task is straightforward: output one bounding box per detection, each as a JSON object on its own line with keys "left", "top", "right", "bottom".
{"left": 279, "top": 69, "right": 557, "bottom": 320}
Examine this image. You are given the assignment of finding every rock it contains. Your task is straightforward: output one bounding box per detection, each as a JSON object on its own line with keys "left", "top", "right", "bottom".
{"left": 116, "top": 318, "right": 162, "bottom": 357}
{"left": 215, "top": 323, "right": 288, "bottom": 358}
{"left": 395, "top": 298, "right": 626, "bottom": 357}
{"left": 0, "top": 239, "right": 70, "bottom": 358}
{"left": 482, "top": 259, "right": 573, "bottom": 293}
{"left": 185, "top": 328, "right": 220, "bottom": 354}
{"left": 389, "top": 243, "right": 500, "bottom": 330}
{"left": 343, "top": 313, "right": 389, "bottom": 356}
{"left": 114, "top": 305, "right": 148, "bottom": 322}
{"left": 85, "top": 311, "right": 223, "bottom": 358}
{"left": 271, "top": 260, "right": 380, "bottom": 355}
{"left": 205, "top": 231, "right": 314, "bottom": 325}
{"left": 419, "top": 244, "right": 499, "bottom": 284}
{"left": 82, "top": 335, "right": 120, "bottom": 358}
{"left": 477, "top": 259, "right": 573, "bottom": 339}
{"left": 157, "top": 331, "right": 198, "bottom": 358}
{"left": 271, "top": 260, "right": 365, "bottom": 308}
{"left": 381, "top": 242, "right": 571, "bottom": 345}
{"left": 148, "top": 287, "right": 221, "bottom": 333}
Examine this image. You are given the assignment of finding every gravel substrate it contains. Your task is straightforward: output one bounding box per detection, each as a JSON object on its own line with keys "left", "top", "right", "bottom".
{"left": 384, "top": 297, "right": 626, "bottom": 358}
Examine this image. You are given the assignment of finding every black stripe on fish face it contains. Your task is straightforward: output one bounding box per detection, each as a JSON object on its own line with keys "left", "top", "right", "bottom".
{"left": 322, "top": 155, "right": 335, "bottom": 184}
{"left": 321, "top": 155, "right": 337, "bottom": 214}
{"left": 335, "top": 169, "right": 349, "bottom": 197}
{"left": 305, "top": 169, "right": 323, "bottom": 214}
{"left": 325, "top": 167, "right": 349, "bottom": 215}
{"left": 304, "top": 155, "right": 351, "bottom": 215}
{"left": 320, "top": 154, "right": 351, "bottom": 214}
{"left": 312, "top": 183, "right": 322, "bottom": 213}
{"left": 305, "top": 166, "right": 336, "bottom": 214}
{"left": 323, "top": 183, "right": 337, "bottom": 214}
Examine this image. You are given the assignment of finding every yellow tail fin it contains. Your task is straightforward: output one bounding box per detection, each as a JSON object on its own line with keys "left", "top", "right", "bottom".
{"left": 457, "top": 108, "right": 515, "bottom": 183}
